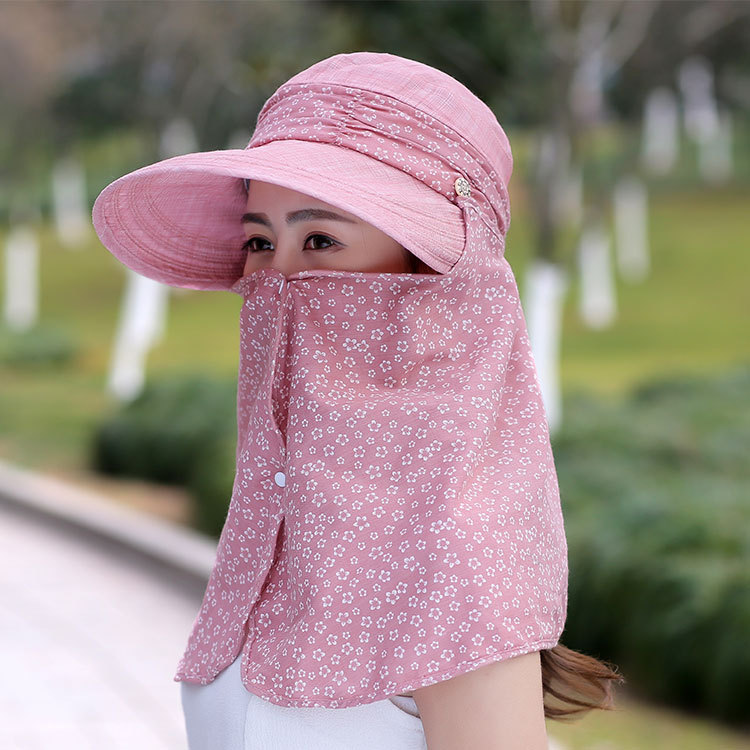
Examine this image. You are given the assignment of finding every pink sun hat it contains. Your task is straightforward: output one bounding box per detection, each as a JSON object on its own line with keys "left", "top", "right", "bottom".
{"left": 92, "top": 51, "right": 514, "bottom": 291}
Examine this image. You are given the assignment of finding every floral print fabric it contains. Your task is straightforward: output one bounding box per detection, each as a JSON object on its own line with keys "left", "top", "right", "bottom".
{"left": 174, "top": 261, "right": 568, "bottom": 708}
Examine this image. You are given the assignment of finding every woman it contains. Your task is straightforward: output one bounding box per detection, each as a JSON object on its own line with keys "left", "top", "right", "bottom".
{"left": 93, "top": 51, "right": 622, "bottom": 750}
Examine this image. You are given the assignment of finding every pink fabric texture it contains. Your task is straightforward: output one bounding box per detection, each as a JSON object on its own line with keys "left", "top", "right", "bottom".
{"left": 172, "top": 261, "right": 568, "bottom": 707}
{"left": 91, "top": 51, "right": 569, "bottom": 707}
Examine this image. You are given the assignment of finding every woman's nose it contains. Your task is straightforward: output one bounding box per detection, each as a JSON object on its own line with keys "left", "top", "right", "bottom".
{"left": 267, "top": 243, "right": 306, "bottom": 276}
{"left": 268, "top": 257, "right": 302, "bottom": 276}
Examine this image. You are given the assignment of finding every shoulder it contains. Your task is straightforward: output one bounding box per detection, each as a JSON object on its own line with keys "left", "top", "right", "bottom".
{"left": 412, "top": 650, "right": 548, "bottom": 750}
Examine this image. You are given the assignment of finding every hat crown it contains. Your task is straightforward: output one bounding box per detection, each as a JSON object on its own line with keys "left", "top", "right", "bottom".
{"left": 250, "top": 52, "right": 512, "bottom": 244}
{"left": 278, "top": 52, "right": 512, "bottom": 188}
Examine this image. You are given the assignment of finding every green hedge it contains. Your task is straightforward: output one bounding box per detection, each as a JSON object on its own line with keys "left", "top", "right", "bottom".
{"left": 0, "top": 324, "right": 78, "bottom": 368}
{"left": 186, "top": 430, "right": 238, "bottom": 538}
{"left": 91, "top": 375, "right": 237, "bottom": 536}
{"left": 554, "top": 364, "right": 750, "bottom": 725}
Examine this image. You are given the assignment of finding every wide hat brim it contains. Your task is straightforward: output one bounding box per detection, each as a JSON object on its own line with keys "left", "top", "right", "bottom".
{"left": 92, "top": 140, "right": 465, "bottom": 291}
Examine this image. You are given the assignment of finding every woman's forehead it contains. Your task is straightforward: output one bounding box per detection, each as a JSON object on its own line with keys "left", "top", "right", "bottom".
{"left": 244, "top": 180, "right": 362, "bottom": 222}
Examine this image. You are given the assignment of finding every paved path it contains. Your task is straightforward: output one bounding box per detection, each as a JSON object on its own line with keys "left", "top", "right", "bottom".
{"left": 0, "top": 501, "right": 205, "bottom": 750}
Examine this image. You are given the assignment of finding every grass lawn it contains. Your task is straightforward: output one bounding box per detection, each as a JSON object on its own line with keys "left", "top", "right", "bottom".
{"left": 547, "top": 686, "right": 750, "bottom": 749}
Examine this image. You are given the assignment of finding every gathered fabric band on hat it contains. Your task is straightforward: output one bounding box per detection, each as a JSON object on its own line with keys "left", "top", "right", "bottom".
{"left": 248, "top": 82, "right": 511, "bottom": 243}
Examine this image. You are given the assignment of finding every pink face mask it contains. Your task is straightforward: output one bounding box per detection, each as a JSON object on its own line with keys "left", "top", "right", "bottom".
{"left": 173, "top": 257, "right": 568, "bottom": 707}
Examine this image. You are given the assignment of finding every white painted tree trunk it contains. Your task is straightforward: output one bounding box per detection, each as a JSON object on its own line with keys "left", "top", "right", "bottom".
{"left": 578, "top": 221, "right": 616, "bottom": 329}
{"left": 227, "top": 129, "right": 252, "bottom": 150}
{"left": 106, "top": 117, "right": 194, "bottom": 400}
{"left": 159, "top": 116, "right": 199, "bottom": 158}
{"left": 3, "top": 224, "right": 39, "bottom": 331}
{"left": 679, "top": 56, "right": 720, "bottom": 143}
{"left": 641, "top": 87, "right": 679, "bottom": 176}
{"left": 549, "top": 155, "right": 583, "bottom": 233}
{"left": 613, "top": 175, "right": 650, "bottom": 283}
{"left": 539, "top": 129, "right": 580, "bottom": 230}
{"left": 699, "top": 108, "right": 733, "bottom": 184}
{"left": 523, "top": 260, "right": 568, "bottom": 434}
{"left": 678, "top": 56, "right": 732, "bottom": 183}
{"left": 51, "top": 156, "right": 89, "bottom": 248}
{"left": 107, "top": 270, "right": 169, "bottom": 402}
{"left": 570, "top": 43, "right": 606, "bottom": 125}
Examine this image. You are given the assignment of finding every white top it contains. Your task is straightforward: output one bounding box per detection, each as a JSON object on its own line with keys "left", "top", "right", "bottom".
{"left": 180, "top": 651, "right": 426, "bottom": 750}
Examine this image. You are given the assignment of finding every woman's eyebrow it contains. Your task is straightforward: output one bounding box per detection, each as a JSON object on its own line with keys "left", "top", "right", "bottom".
{"left": 242, "top": 209, "right": 357, "bottom": 226}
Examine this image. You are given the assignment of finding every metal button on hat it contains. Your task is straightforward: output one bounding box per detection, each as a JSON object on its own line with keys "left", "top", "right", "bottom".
{"left": 454, "top": 176, "right": 471, "bottom": 197}
{"left": 274, "top": 471, "right": 286, "bottom": 487}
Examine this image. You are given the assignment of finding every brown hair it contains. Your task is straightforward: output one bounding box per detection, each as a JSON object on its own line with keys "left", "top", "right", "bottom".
{"left": 541, "top": 644, "right": 626, "bottom": 721}
{"left": 405, "top": 249, "right": 441, "bottom": 274}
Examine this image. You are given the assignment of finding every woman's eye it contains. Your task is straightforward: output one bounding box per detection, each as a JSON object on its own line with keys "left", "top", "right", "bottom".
{"left": 242, "top": 234, "right": 338, "bottom": 253}
{"left": 305, "top": 234, "right": 337, "bottom": 250}
{"left": 242, "top": 237, "right": 273, "bottom": 253}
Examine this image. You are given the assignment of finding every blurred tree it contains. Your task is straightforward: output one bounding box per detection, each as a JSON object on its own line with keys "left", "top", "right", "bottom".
{"left": 523, "top": 0, "right": 750, "bottom": 428}
{"left": 324, "top": 0, "right": 543, "bottom": 122}
{"left": 0, "top": 0, "right": 363, "bottom": 206}
{"left": 0, "top": 1, "right": 90, "bottom": 212}
{"left": 611, "top": 0, "right": 750, "bottom": 119}
{"left": 47, "top": 1, "right": 357, "bottom": 153}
